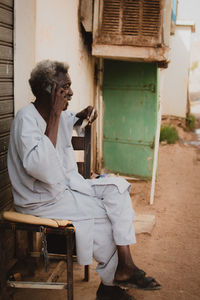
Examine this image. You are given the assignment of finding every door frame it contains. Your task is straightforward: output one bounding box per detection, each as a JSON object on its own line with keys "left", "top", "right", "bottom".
{"left": 94, "top": 58, "right": 162, "bottom": 205}
{"left": 94, "top": 57, "right": 104, "bottom": 174}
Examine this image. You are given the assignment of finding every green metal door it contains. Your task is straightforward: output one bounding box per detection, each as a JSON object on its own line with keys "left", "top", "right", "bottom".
{"left": 103, "top": 60, "right": 158, "bottom": 179}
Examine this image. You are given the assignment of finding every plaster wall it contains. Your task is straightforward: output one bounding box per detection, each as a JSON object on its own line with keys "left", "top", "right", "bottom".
{"left": 35, "top": 0, "right": 94, "bottom": 113}
{"left": 14, "top": 0, "right": 36, "bottom": 113}
{"left": 14, "top": 0, "right": 94, "bottom": 114}
{"left": 161, "top": 27, "right": 192, "bottom": 117}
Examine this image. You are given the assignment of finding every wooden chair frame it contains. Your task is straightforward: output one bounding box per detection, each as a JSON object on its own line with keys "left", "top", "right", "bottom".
{"left": 0, "top": 126, "right": 92, "bottom": 300}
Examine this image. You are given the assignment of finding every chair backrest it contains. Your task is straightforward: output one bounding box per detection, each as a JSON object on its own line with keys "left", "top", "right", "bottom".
{"left": 71, "top": 126, "right": 91, "bottom": 179}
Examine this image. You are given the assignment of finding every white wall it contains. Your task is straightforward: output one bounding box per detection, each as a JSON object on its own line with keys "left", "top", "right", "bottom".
{"left": 161, "top": 26, "right": 192, "bottom": 117}
{"left": 14, "top": 0, "right": 95, "bottom": 114}
{"left": 177, "top": 0, "right": 200, "bottom": 37}
{"left": 35, "top": 0, "right": 94, "bottom": 113}
{"left": 176, "top": 0, "right": 200, "bottom": 99}
{"left": 14, "top": 0, "right": 36, "bottom": 113}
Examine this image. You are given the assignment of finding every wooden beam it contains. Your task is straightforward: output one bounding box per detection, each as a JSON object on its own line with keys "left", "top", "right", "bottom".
{"left": 7, "top": 281, "right": 67, "bottom": 290}
{"left": 47, "top": 261, "right": 66, "bottom": 282}
{"left": 80, "top": 0, "right": 93, "bottom": 32}
{"left": 92, "top": 44, "right": 169, "bottom": 62}
{"left": 30, "top": 252, "right": 77, "bottom": 261}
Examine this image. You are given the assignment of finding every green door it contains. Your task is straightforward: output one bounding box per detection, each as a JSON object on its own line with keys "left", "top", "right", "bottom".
{"left": 103, "top": 60, "right": 158, "bottom": 179}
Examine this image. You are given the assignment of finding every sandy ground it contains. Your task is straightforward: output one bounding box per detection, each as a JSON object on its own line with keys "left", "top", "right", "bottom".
{"left": 129, "top": 141, "right": 200, "bottom": 300}
{"left": 13, "top": 127, "right": 200, "bottom": 300}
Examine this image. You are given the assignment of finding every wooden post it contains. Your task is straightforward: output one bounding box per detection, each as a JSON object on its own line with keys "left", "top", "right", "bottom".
{"left": 66, "top": 229, "right": 74, "bottom": 300}
{"left": 150, "top": 68, "right": 163, "bottom": 205}
{"left": 84, "top": 126, "right": 91, "bottom": 179}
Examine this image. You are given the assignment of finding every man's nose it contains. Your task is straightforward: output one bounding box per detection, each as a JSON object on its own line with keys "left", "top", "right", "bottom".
{"left": 69, "top": 87, "right": 73, "bottom": 97}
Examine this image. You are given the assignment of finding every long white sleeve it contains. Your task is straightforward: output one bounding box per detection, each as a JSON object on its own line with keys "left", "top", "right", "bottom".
{"left": 15, "top": 113, "right": 65, "bottom": 185}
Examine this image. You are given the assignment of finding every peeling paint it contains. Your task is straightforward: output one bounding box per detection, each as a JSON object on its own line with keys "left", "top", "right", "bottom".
{"left": 147, "top": 156, "right": 152, "bottom": 174}
{"left": 39, "top": 24, "right": 53, "bottom": 45}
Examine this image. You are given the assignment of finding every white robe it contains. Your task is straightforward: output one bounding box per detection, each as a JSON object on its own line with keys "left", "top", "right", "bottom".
{"left": 7, "top": 103, "right": 135, "bottom": 268}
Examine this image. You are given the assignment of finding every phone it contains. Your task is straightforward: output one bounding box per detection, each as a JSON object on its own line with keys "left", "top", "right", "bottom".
{"left": 46, "top": 84, "right": 52, "bottom": 94}
{"left": 80, "top": 108, "right": 95, "bottom": 129}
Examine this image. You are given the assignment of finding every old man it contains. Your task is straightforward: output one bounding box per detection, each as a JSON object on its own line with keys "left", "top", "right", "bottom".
{"left": 8, "top": 60, "right": 160, "bottom": 300}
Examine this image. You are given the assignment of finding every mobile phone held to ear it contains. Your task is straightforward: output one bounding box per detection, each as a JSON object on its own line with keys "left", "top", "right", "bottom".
{"left": 80, "top": 107, "right": 95, "bottom": 129}
{"left": 46, "top": 84, "right": 52, "bottom": 94}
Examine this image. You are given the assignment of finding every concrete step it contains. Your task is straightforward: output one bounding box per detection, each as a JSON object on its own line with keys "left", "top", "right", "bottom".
{"left": 134, "top": 213, "right": 156, "bottom": 235}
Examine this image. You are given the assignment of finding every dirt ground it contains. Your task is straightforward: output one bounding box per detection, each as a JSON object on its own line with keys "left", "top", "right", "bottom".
{"left": 13, "top": 124, "right": 200, "bottom": 300}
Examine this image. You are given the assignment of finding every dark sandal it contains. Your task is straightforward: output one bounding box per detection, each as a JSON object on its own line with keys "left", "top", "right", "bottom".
{"left": 96, "top": 282, "right": 136, "bottom": 300}
{"left": 114, "top": 269, "right": 161, "bottom": 290}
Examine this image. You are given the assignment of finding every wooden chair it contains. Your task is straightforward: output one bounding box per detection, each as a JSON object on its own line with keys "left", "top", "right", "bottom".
{"left": 0, "top": 126, "right": 91, "bottom": 300}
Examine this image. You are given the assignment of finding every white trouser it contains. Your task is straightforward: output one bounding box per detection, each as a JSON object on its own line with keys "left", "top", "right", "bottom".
{"left": 92, "top": 185, "right": 136, "bottom": 286}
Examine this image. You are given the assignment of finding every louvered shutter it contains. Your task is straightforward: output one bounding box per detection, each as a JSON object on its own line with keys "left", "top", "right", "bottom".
{"left": 0, "top": 0, "right": 14, "bottom": 211}
{"left": 97, "top": 0, "right": 162, "bottom": 47}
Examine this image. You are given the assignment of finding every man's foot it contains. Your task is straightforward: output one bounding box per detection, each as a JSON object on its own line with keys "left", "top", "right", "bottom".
{"left": 114, "top": 269, "right": 161, "bottom": 290}
{"left": 96, "top": 283, "right": 136, "bottom": 300}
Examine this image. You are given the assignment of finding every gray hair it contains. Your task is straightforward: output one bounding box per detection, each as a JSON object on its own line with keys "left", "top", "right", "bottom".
{"left": 29, "top": 59, "right": 69, "bottom": 97}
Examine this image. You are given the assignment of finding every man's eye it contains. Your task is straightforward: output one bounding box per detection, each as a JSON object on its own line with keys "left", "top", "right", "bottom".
{"left": 63, "top": 84, "right": 70, "bottom": 89}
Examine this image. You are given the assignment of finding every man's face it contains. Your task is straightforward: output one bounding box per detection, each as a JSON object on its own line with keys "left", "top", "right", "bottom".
{"left": 54, "top": 72, "right": 73, "bottom": 110}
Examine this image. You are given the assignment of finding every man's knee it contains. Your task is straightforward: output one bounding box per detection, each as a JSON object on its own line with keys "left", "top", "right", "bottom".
{"left": 93, "top": 218, "right": 116, "bottom": 263}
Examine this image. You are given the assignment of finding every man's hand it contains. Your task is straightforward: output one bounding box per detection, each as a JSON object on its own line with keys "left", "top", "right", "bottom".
{"left": 45, "top": 82, "right": 67, "bottom": 147}
{"left": 50, "top": 82, "right": 67, "bottom": 116}
{"left": 76, "top": 106, "right": 97, "bottom": 126}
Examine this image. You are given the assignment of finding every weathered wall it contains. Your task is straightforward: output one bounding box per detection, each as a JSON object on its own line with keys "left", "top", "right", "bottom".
{"left": 14, "top": 0, "right": 36, "bottom": 113}
{"left": 14, "top": 0, "right": 94, "bottom": 114}
{"left": 160, "top": 26, "right": 192, "bottom": 118}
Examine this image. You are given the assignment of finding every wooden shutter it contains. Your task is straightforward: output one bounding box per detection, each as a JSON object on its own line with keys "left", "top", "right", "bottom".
{"left": 97, "top": 0, "right": 162, "bottom": 47}
{"left": 0, "top": 0, "right": 14, "bottom": 211}
{"left": 122, "top": 0, "right": 140, "bottom": 37}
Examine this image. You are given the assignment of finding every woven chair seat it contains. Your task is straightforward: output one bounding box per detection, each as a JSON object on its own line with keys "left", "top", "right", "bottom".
{"left": 3, "top": 211, "right": 73, "bottom": 228}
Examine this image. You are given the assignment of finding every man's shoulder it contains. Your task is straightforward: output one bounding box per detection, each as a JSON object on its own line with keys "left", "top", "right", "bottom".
{"left": 12, "top": 103, "right": 39, "bottom": 131}
{"left": 15, "top": 103, "right": 36, "bottom": 122}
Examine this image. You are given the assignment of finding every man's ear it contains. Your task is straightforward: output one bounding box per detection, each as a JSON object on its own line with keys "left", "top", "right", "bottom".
{"left": 41, "top": 82, "right": 51, "bottom": 95}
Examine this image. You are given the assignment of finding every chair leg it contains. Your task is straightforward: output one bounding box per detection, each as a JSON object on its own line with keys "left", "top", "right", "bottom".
{"left": 66, "top": 229, "right": 74, "bottom": 300}
{"left": 27, "top": 231, "right": 33, "bottom": 254}
{"left": 0, "top": 230, "right": 10, "bottom": 300}
{"left": 84, "top": 265, "right": 89, "bottom": 282}
{"left": 14, "top": 229, "right": 17, "bottom": 258}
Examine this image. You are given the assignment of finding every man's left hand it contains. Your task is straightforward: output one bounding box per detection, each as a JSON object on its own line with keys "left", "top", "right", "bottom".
{"left": 76, "top": 106, "right": 97, "bottom": 125}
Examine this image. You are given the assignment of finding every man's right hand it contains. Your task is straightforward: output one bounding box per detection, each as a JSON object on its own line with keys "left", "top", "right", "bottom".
{"left": 50, "top": 82, "right": 67, "bottom": 116}
{"left": 45, "top": 82, "right": 67, "bottom": 147}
